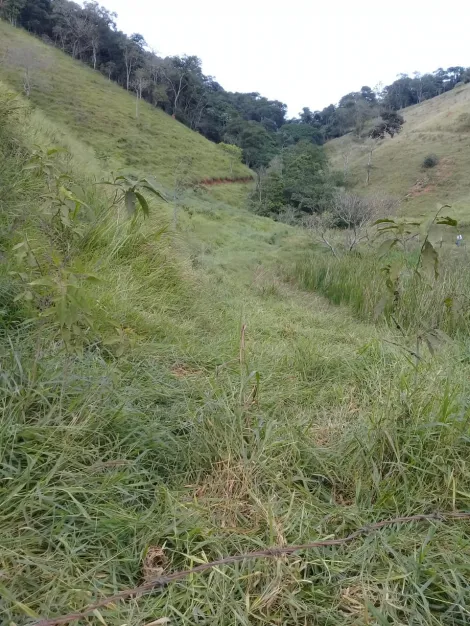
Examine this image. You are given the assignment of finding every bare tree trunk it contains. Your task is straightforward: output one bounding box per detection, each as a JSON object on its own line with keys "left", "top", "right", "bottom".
{"left": 366, "top": 148, "right": 373, "bottom": 185}
{"left": 321, "top": 233, "right": 339, "bottom": 259}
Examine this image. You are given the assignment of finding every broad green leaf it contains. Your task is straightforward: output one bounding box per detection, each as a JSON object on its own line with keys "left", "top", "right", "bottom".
{"left": 421, "top": 240, "right": 439, "bottom": 281}
{"left": 423, "top": 335, "right": 435, "bottom": 356}
{"left": 47, "top": 147, "right": 66, "bottom": 156}
{"left": 103, "top": 337, "right": 121, "bottom": 346}
{"left": 84, "top": 274, "right": 101, "bottom": 283}
{"left": 125, "top": 190, "right": 137, "bottom": 217}
{"left": 377, "top": 225, "right": 399, "bottom": 234}
{"left": 377, "top": 238, "right": 398, "bottom": 256}
{"left": 436, "top": 216, "right": 458, "bottom": 227}
{"left": 374, "top": 218, "right": 396, "bottom": 225}
{"left": 419, "top": 217, "right": 434, "bottom": 238}
{"left": 14, "top": 290, "right": 33, "bottom": 302}
{"left": 29, "top": 278, "right": 54, "bottom": 287}
{"left": 135, "top": 191, "right": 150, "bottom": 217}
{"left": 374, "top": 295, "right": 389, "bottom": 320}
{"left": 141, "top": 184, "right": 168, "bottom": 202}
{"left": 389, "top": 261, "right": 402, "bottom": 283}
{"left": 423, "top": 329, "right": 449, "bottom": 356}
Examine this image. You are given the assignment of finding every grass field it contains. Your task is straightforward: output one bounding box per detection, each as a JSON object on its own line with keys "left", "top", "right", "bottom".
{"left": 327, "top": 84, "right": 470, "bottom": 221}
{"left": 1, "top": 22, "right": 470, "bottom": 626}
{"left": 0, "top": 22, "right": 251, "bottom": 185}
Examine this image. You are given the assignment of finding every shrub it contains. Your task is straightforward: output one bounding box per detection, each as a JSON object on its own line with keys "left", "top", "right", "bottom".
{"left": 457, "top": 113, "right": 470, "bottom": 132}
{"left": 422, "top": 153, "right": 439, "bottom": 169}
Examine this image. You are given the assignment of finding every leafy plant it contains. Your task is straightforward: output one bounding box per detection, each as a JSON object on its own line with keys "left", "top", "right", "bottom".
{"left": 11, "top": 244, "right": 100, "bottom": 350}
{"left": 104, "top": 174, "right": 168, "bottom": 218}
{"left": 374, "top": 207, "right": 457, "bottom": 359}
{"left": 23, "top": 145, "right": 67, "bottom": 189}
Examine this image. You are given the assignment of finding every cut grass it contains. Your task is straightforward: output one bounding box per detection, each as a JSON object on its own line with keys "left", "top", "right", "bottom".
{"left": 1, "top": 26, "right": 470, "bottom": 626}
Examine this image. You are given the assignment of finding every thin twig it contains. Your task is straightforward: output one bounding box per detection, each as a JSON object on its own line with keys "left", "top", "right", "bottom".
{"left": 33, "top": 511, "right": 470, "bottom": 626}
{"left": 239, "top": 323, "right": 247, "bottom": 367}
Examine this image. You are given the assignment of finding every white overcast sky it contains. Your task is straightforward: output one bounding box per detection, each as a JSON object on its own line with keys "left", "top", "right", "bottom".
{"left": 101, "top": 0, "right": 469, "bottom": 116}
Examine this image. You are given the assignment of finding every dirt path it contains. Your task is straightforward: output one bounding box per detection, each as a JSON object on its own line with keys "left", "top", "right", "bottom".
{"left": 199, "top": 176, "right": 254, "bottom": 186}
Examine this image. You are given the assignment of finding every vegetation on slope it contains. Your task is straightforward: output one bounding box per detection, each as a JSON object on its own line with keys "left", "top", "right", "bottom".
{"left": 0, "top": 21, "right": 251, "bottom": 185}
{"left": 1, "top": 24, "right": 470, "bottom": 626}
{"left": 2, "top": 4, "right": 470, "bottom": 169}
{"left": 327, "top": 83, "right": 470, "bottom": 219}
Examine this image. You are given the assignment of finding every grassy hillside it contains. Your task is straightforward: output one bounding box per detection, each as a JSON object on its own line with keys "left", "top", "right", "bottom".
{"left": 327, "top": 84, "right": 470, "bottom": 220}
{"left": 0, "top": 21, "right": 251, "bottom": 185}
{"left": 2, "top": 24, "right": 470, "bottom": 626}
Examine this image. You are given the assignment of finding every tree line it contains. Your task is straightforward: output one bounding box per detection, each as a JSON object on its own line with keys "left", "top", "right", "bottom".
{"left": 2, "top": 0, "right": 469, "bottom": 170}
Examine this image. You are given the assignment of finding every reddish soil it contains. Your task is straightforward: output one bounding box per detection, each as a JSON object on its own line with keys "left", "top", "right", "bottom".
{"left": 199, "top": 176, "right": 254, "bottom": 186}
{"left": 406, "top": 157, "right": 454, "bottom": 198}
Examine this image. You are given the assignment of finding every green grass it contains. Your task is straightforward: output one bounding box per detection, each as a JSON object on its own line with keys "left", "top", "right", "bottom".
{"left": 1, "top": 26, "right": 470, "bottom": 626}
{"left": 290, "top": 245, "right": 470, "bottom": 337}
{"left": 0, "top": 21, "right": 251, "bottom": 186}
{"left": 327, "top": 84, "right": 470, "bottom": 220}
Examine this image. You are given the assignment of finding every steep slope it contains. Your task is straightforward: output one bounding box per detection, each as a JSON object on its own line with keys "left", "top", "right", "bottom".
{"left": 327, "top": 84, "right": 470, "bottom": 220}
{"left": 2, "top": 24, "right": 470, "bottom": 626}
{"left": 0, "top": 21, "right": 251, "bottom": 185}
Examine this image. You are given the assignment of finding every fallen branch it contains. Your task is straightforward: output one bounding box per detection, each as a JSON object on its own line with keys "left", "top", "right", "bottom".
{"left": 33, "top": 511, "right": 470, "bottom": 626}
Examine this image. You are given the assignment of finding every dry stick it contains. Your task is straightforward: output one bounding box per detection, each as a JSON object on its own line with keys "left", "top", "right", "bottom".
{"left": 33, "top": 512, "right": 470, "bottom": 626}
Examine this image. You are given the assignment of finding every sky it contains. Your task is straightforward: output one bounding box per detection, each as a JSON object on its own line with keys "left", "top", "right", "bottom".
{"left": 102, "top": 0, "right": 470, "bottom": 116}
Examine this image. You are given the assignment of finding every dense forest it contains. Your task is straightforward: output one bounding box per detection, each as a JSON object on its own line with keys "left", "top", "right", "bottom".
{"left": 2, "top": 0, "right": 470, "bottom": 169}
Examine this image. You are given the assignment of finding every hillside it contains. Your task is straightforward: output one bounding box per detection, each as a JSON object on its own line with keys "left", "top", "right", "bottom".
{"left": 0, "top": 21, "right": 251, "bottom": 185}
{"left": 327, "top": 83, "right": 470, "bottom": 220}
{"left": 2, "top": 22, "right": 470, "bottom": 626}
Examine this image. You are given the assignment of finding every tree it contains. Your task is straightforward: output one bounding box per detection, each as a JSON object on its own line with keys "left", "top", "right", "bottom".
{"left": 161, "top": 55, "right": 203, "bottom": 119}
{"left": 51, "top": 1, "right": 82, "bottom": 57}
{"left": 238, "top": 121, "right": 276, "bottom": 169}
{"left": 100, "top": 60, "right": 116, "bottom": 80}
{"left": 132, "top": 67, "right": 150, "bottom": 118}
{"left": 4, "top": 0, "right": 469, "bottom": 157}
{"left": 6, "top": 47, "right": 48, "bottom": 97}
{"left": 0, "top": 0, "right": 26, "bottom": 25}
{"left": 370, "top": 111, "right": 405, "bottom": 139}
{"left": 279, "top": 123, "right": 323, "bottom": 146}
{"left": 123, "top": 40, "right": 140, "bottom": 90}
{"left": 283, "top": 142, "right": 333, "bottom": 213}
{"left": 252, "top": 142, "right": 334, "bottom": 218}
{"left": 364, "top": 136, "right": 377, "bottom": 186}
{"left": 18, "top": 0, "right": 52, "bottom": 35}
{"left": 360, "top": 85, "right": 376, "bottom": 105}
{"left": 219, "top": 143, "right": 243, "bottom": 175}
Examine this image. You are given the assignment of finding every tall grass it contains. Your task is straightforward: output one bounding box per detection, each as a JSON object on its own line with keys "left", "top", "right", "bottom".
{"left": 292, "top": 247, "right": 470, "bottom": 336}
{"left": 2, "top": 74, "right": 470, "bottom": 626}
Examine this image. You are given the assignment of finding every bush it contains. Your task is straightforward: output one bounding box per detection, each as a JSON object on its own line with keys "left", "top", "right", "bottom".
{"left": 422, "top": 154, "right": 439, "bottom": 169}
{"left": 457, "top": 113, "right": 470, "bottom": 132}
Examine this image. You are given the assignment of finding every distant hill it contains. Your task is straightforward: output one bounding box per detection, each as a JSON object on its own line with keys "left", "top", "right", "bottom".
{"left": 0, "top": 21, "right": 252, "bottom": 186}
{"left": 327, "top": 83, "right": 470, "bottom": 221}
